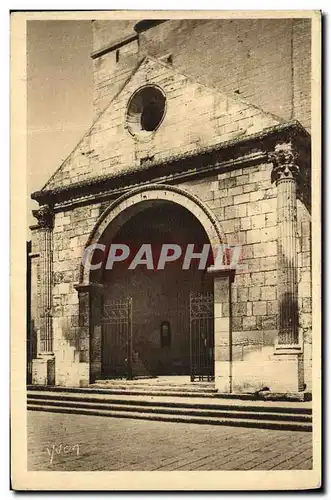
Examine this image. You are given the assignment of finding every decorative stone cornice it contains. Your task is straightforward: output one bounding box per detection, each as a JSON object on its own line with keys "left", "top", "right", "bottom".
{"left": 32, "top": 205, "right": 54, "bottom": 230}
{"left": 31, "top": 120, "right": 310, "bottom": 207}
{"left": 269, "top": 143, "right": 301, "bottom": 184}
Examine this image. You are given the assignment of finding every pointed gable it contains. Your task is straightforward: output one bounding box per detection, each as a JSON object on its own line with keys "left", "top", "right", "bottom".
{"left": 43, "top": 56, "right": 282, "bottom": 191}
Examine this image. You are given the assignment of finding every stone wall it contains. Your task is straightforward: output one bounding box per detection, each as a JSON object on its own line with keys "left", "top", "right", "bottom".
{"left": 51, "top": 203, "right": 103, "bottom": 386}
{"left": 92, "top": 19, "right": 311, "bottom": 128}
{"left": 297, "top": 199, "right": 312, "bottom": 390}
{"left": 180, "top": 159, "right": 311, "bottom": 392}
{"left": 45, "top": 56, "right": 278, "bottom": 191}
{"left": 34, "top": 153, "right": 311, "bottom": 390}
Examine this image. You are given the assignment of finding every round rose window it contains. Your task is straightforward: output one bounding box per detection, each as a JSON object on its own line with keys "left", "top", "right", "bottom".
{"left": 126, "top": 85, "right": 166, "bottom": 139}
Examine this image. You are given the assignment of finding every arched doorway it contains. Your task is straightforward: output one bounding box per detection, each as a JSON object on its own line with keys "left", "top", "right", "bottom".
{"left": 79, "top": 185, "right": 226, "bottom": 384}
{"left": 97, "top": 201, "right": 214, "bottom": 378}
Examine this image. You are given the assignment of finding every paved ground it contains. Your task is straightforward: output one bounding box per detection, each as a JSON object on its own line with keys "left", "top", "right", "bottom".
{"left": 27, "top": 411, "right": 312, "bottom": 471}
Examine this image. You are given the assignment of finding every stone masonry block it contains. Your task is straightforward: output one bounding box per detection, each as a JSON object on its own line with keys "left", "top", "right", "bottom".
{"left": 301, "top": 297, "right": 312, "bottom": 313}
{"left": 261, "top": 315, "right": 277, "bottom": 330}
{"left": 249, "top": 191, "right": 265, "bottom": 202}
{"left": 219, "top": 178, "right": 236, "bottom": 189}
{"left": 227, "top": 231, "right": 246, "bottom": 245}
{"left": 58, "top": 283, "right": 71, "bottom": 295}
{"left": 247, "top": 198, "right": 277, "bottom": 216}
{"left": 233, "top": 273, "right": 252, "bottom": 287}
{"left": 253, "top": 301, "right": 267, "bottom": 316}
{"left": 221, "top": 218, "right": 241, "bottom": 233}
{"left": 232, "top": 317, "right": 242, "bottom": 331}
{"left": 298, "top": 280, "right": 311, "bottom": 298}
{"left": 260, "top": 227, "right": 278, "bottom": 242}
{"left": 260, "top": 286, "right": 277, "bottom": 301}
{"left": 243, "top": 183, "right": 258, "bottom": 194}
{"left": 215, "top": 188, "right": 229, "bottom": 199}
{"left": 222, "top": 302, "right": 230, "bottom": 317}
{"left": 232, "top": 302, "right": 247, "bottom": 316}
{"left": 264, "top": 270, "right": 277, "bottom": 285}
{"left": 300, "top": 269, "right": 311, "bottom": 283}
{"left": 298, "top": 252, "right": 311, "bottom": 268}
{"left": 227, "top": 186, "right": 244, "bottom": 196}
{"left": 253, "top": 241, "right": 277, "bottom": 258}
{"left": 251, "top": 214, "right": 266, "bottom": 229}
{"left": 249, "top": 286, "right": 261, "bottom": 301}
{"left": 243, "top": 257, "right": 261, "bottom": 273}
{"left": 233, "top": 193, "right": 250, "bottom": 205}
{"left": 237, "top": 287, "right": 249, "bottom": 302}
{"left": 267, "top": 300, "right": 278, "bottom": 315}
{"left": 236, "top": 174, "right": 250, "bottom": 186}
{"left": 242, "top": 244, "right": 254, "bottom": 259}
{"left": 225, "top": 204, "right": 247, "bottom": 219}
{"left": 240, "top": 217, "right": 251, "bottom": 230}
{"left": 250, "top": 272, "right": 265, "bottom": 286}
{"left": 215, "top": 317, "right": 230, "bottom": 335}
{"left": 265, "top": 212, "right": 277, "bottom": 227}
{"left": 249, "top": 170, "right": 269, "bottom": 183}
{"left": 219, "top": 196, "right": 234, "bottom": 207}
{"left": 260, "top": 256, "right": 278, "bottom": 271}
{"left": 299, "top": 313, "right": 312, "bottom": 329}
{"left": 246, "top": 228, "right": 262, "bottom": 244}
{"left": 243, "top": 316, "right": 257, "bottom": 330}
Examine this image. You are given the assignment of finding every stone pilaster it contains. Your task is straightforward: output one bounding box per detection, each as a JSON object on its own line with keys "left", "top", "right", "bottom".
{"left": 207, "top": 268, "right": 234, "bottom": 392}
{"left": 74, "top": 282, "right": 104, "bottom": 384}
{"left": 32, "top": 204, "right": 55, "bottom": 385}
{"left": 269, "top": 143, "right": 301, "bottom": 351}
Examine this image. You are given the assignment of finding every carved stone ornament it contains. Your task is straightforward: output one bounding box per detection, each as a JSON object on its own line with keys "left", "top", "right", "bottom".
{"left": 33, "top": 204, "right": 54, "bottom": 229}
{"left": 269, "top": 144, "right": 301, "bottom": 184}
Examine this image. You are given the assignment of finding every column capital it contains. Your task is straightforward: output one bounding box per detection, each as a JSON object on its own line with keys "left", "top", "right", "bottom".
{"left": 32, "top": 204, "right": 54, "bottom": 230}
{"left": 268, "top": 142, "right": 301, "bottom": 185}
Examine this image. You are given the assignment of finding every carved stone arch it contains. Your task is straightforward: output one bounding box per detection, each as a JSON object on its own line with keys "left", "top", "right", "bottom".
{"left": 79, "top": 183, "right": 226, "bottom": 285}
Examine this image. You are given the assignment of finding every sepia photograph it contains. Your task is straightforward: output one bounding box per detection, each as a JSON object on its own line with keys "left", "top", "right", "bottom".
{"left": 11, "top": 10, "right": 321, "bottom": 490}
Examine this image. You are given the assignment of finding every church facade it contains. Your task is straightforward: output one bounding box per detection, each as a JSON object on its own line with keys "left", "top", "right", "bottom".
{"left": 29, "top": 19, "right": 312, "bottom": 394}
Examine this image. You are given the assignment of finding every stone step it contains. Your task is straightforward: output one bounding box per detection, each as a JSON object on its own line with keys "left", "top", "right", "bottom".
{"left": 27, "top": 403, "right": 312, "bottom": 432}
{"left": 27, "top": 397, "right": 312, "bottom": 423}
{"left": 28, "top": 385, "right": 220, "bottom": 399}
{"left": 92, "top": 380, "right": 217, "bottom": 392}
{"left": 26, "top": 384, "right": 309, "bottom": 402}
{"left": 27, "top": 390, "right": 312, "bottom": 415}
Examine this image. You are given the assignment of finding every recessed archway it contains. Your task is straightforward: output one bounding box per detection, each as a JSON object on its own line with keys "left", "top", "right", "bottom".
{"left": 80, "top": 184, "right": 225, "bottom": 286}
{"left": 78, "top": 184, "right": 226, "bottom": 382}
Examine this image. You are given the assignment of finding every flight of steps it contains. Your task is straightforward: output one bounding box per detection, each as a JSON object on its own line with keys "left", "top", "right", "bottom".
{"left": 91, "top": 379, "right": 219, "bottom": 398}
{"left": 27, "top": 385, "right": 312, "bottom": 432}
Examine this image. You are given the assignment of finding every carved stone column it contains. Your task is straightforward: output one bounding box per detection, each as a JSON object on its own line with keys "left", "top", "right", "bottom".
{"left": 270, "top": 143, "right": 301, "bottom": 350}
{"left": 31, "top": 204, "right": 55, "bottom": 385}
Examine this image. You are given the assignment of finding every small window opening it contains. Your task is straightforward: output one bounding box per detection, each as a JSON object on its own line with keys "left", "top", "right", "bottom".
{"left": 160, "top": 321, "right": 171, "bottom": 348}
